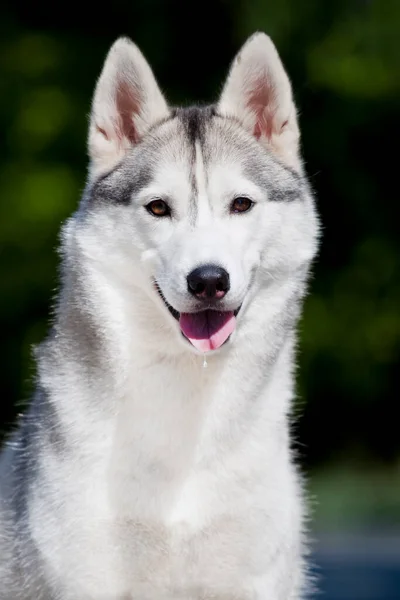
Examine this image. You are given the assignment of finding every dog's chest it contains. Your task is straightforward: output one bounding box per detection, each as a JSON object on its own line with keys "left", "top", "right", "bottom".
{"left": 40, "top": 429, "right": 277, "bottom": 599}
{"left": 51, "top": 477, "right": 268, "bottom": 599}
{"left": 37, "top": 359, "right": 283, "bottom": 597}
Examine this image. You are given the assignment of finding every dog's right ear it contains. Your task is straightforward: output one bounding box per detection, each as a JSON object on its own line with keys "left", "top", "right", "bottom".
{"left": 88, "top": 38, "right": 169, "bottom": 177}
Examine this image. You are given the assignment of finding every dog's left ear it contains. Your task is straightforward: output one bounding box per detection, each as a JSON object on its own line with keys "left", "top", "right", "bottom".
{"left": 88, "top": 37, "right": 169, "bottom": 177}
{"left": 218, "top": 33, "right": 301, "bottom": 172}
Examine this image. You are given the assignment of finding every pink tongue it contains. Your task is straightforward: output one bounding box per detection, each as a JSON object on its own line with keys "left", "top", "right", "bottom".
{"left": 179, "top": 310, "right": 236, "bottom": 352}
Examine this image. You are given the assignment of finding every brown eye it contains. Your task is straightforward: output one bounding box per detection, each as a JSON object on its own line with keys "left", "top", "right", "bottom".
{"left": 146, "top": 199, "right": 171, "bottom": 217}
{"left": 230, "top": 197, "right": 254, "bottom": 214}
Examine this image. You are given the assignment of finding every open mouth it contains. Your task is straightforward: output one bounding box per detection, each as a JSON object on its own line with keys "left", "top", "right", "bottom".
{"left": 155, "top": 282, "right": 241, "bottom": 352}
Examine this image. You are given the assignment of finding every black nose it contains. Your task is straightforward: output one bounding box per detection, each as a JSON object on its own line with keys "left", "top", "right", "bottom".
{"left": 187, "top": 265, "right": 230, "bottom": 299}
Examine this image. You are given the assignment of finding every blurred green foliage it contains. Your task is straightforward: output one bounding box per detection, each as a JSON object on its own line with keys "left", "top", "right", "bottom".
{"left": 0, "top": 0, "right": 399, "bottom": 521}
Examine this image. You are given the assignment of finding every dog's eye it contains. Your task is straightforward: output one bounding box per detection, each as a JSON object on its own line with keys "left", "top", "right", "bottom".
{"left": 146, "top": 199, "right": 171, "bottom": 217}
{"left": 230, "top": 197, "right": 254, "bottom": 214}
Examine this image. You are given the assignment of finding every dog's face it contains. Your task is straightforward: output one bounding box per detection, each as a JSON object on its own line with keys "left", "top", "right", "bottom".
{"left": 79, "top": 34, "right": 318, "bottom": 354}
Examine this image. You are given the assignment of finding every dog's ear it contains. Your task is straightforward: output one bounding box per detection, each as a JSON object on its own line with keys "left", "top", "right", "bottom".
{"left": 88, "top": 38, "right": 169, "bottom": 176}
{"left": 218, "top": 33, "right": 301, "bottom": 171}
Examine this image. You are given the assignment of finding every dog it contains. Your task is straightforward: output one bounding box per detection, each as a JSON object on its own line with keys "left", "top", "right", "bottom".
{"left": 0, "top": 32, "right": 320, "bottom": 599}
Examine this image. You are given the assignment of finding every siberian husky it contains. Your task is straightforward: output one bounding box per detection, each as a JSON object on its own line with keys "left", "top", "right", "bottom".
{"left": 0, "top": 32, "right": 319, "bottom": 599}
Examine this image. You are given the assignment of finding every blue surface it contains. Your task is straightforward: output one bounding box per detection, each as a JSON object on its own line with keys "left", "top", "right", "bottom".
{"left": 312, "top": 532, "right": 400, "bottom": 600}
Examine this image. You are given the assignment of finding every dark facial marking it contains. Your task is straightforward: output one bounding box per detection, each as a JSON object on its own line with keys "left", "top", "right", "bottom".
{"left": 244, "top": 155, "right": 303, "bottom": 202}
{"left": 89, "top": 156, "right": 153, "bottom": 206}
{"left": 88, "top": 106, "right": 219, "bottom": 208}
{"left": 173, "top": 105, "right": 216, "bottom": 146}
{"left": 171, "top": 105, "right": 216, "bottom": 221}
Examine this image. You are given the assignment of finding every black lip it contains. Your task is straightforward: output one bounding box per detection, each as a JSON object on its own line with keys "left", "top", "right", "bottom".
{"left": 154, "top": 281, "right": 241, "bottom": 321}
{"left": 155, "top": 283, "right": 180, "bottom": 320}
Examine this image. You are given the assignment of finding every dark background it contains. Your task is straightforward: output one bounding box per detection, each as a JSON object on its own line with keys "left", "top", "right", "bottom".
{"left": 1, "top": 1, "right": 399, "bottom": 597}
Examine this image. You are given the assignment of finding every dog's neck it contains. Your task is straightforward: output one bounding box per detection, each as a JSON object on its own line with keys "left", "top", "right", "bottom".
{"left": 35, "top": 237, "right": 301, "bottom": 477}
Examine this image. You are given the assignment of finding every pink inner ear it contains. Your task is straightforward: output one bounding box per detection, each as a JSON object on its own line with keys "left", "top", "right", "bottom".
{"left": 96, "top": 125, "right": 109, "bottom": 140}
{"left": 248, "top": 79, "right": 277, "bottom": 140}
{"left": 115, "top": 80, "right": 140, "bottom": 144}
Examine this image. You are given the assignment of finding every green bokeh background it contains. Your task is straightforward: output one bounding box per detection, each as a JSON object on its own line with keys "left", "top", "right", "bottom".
{"left": 0, "top": 0, "right": 399, "bottom": 531}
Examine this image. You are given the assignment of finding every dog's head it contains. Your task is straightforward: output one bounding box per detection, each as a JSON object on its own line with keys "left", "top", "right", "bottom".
{"left": 76, "top": 34, "right": 319, "bottom": 354}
